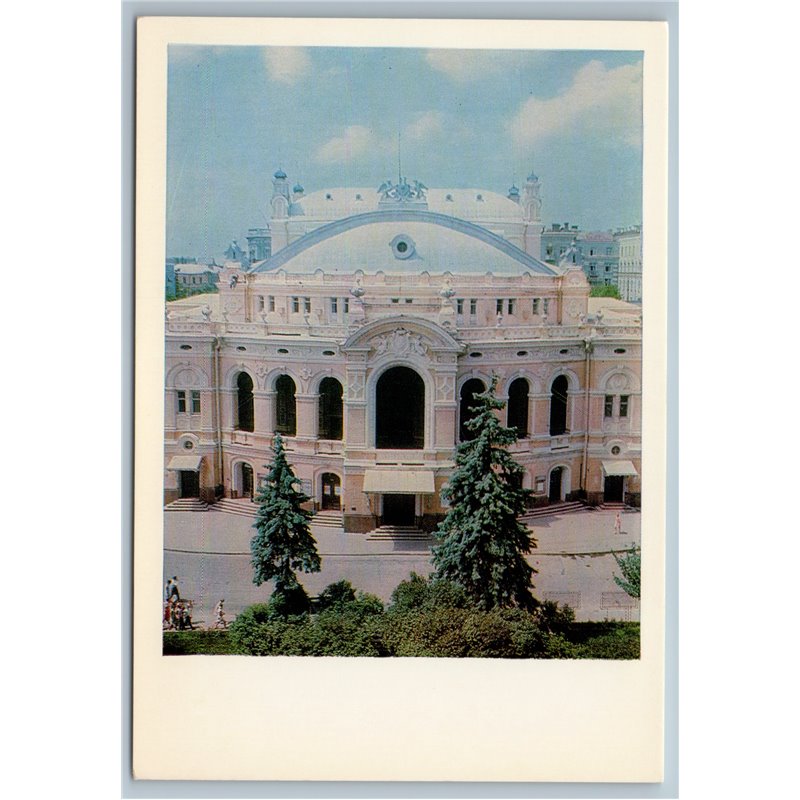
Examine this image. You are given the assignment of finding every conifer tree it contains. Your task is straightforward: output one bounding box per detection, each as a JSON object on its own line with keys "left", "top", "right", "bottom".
{"left": 431, "top": 376, "right": 537, "bottom": 610}
{"left": 250, "top": 434, "right": 321, "bottom": 596}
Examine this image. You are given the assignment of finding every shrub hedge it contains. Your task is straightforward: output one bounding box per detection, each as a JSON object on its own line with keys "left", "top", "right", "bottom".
{"left": 216, "top": 576, "right": 640, "bottom": 659}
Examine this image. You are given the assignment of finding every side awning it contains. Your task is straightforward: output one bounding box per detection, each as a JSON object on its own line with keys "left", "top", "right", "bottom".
{"left": 601, "top": 460, "right": 638, "bottom": 477}
{"left": 362, "top": 469, "right": 436, "bottom": 494}
{"left": 166, "top": 455, "right": 203, "bottom": 472}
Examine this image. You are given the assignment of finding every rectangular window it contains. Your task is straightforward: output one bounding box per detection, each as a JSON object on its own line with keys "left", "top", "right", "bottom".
{"left": 191, "top": 390, "right": 201, "bottom": 414}
{"left": 391, "top": 298, "right": 400, "bottom": 304}
{"left": 405, "top": 298, "right": 413, "bottom": 304}
{"left": 257, "top": 296, "right": 264, "bottom": 311}
{"left": 330, "top": 297, "right": 338, "bottom": 314}
{"left": 507, "top": 298, "right": 515, "bottom": 315}
{"left": 532, "top": 298, "right": 540, "bottom": 314}
{"left": 620, "top": 395, "right": 629, "bottom": 417}
{"left": 604, "top": 395, "right": 614, "bottom": 418}
{"left": 606, "top": 247, "right": 613, "bottom": 255}
{"left": 496, "top": 299, "right": 503, "bottom": 315}
{"left": 469, "top": 299, "right": 477, "bottom": 315}
{"left": 292, "top": 297, "right": 300, "bottom": 313}
{"left": 456, "top": 299, "right": 464, "bottom": 315}
{"left": 268, "top": 295, "right": 275, "bottom": 312}
{"left": 605, "top": 264, "right": 611, "bottom": 272}
{"left": 177, "top": 390, "right": 186, "bottom": 413}
{"left": 543, "top": 298, "right": 550, "bottom": 314}
{"left": 343, "top": 297, "right": 350, "bottom": 313}
{"left": 304, "top": 297, "right": 311, "bottom": 314}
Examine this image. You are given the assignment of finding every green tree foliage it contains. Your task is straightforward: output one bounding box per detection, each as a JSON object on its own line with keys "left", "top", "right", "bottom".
{"left": 589, "top": 284, "right": 621, "bottom": 298}
{"left": 250, "top": 434, "right": 321, "bottom": 604}
{"left": 613, "top": 544, "right": 641, "bottom": 599}
{"left": 431, "top": 377, "right": 537, "bottom": 610}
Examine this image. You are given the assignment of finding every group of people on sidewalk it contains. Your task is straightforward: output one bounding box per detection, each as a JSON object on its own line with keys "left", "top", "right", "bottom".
{"left": 163, "top": 577, "right": 229, "bottom": 630}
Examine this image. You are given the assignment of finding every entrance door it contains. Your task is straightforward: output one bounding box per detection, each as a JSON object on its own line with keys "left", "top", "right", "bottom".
{"left": 241, "top": 463, "right": 254, "bottom": 500}
{"left": 179, "top": 470, "right": 200, "bottom": 498}
{"left": 321, "top": 473, "right": 341, "bottom": 510}
{"left": 548, "top": 467, "right": 563, "bottom": 503}
{"left": 382, "top": 494, "right": 416, "bottom": 526}
{"left": 604, "top": 475, "right": 625, "bottom": 503}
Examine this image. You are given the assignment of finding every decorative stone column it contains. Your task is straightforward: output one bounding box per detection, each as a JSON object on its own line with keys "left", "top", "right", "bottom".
{"left": 253, "top": 390, "right": 274, "bottom": 435}
{"left": 295, "top": 393, "right": 319, "bottom": 440}
{"left": 432, "top": 364, "right": 458, "bottom": 450}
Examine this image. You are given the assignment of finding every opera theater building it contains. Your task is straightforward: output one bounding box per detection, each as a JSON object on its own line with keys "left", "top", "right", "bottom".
{"left": 164, "top": 170, "right": 642, "bottom": 534}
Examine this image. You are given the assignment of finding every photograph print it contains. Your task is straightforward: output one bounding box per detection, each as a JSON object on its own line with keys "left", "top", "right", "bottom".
{"left": 161, "top": 39, "right": 649, "bottom": 659}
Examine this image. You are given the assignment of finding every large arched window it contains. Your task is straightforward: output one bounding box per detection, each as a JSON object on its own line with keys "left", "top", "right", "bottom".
{"left": 318, "top": 377, "right": 343, "bottom": 440}
{"left": 275, "top": 374, "right": 296, "bottom": 436}
{"left": 376, "top": 366, "right": 424, "bottom": 449}
{"left": 549, "top": 375, "right": 569, "bottom": 436}
{"left": 236, "top": 372, "right": 254, "bottom": 432}
{"left": 460, "top": 378, "right": 486, "bottom": 441}
{"left": 507, "top": 378, "right": 529, "bottom": 438}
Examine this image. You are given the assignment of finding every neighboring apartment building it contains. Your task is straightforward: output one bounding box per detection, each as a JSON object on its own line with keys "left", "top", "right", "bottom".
{"left": 615, "top": 226, "right": 643, "bottom": 303}
{"left": 164, "top": 170, "right": 643, "bottom": 533}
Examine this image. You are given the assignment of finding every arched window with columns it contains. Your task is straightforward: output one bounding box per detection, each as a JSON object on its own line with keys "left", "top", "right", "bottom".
{"left": 507, "top": 377, "right": 529, "bottom": 438}
{"left": 275, "top": 374, "right": 296, "bottom": 436}
{"left": 376, "top": 366, "right": 424, "bottom": 449}
{"left": 235, "top": 372, "right": 254, "bottom": 431}
{"left": 549, "top": 375, "right": 569, "bottom": 436}
{"left": 318, "top": 377, "right": 343, "bottom": 440}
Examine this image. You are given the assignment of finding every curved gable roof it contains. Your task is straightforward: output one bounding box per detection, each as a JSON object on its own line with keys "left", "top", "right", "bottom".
{"left": 251, "top": 210, "right": 557, "bottom": 276}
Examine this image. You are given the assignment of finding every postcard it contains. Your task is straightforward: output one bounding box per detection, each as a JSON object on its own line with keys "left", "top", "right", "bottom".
{"left": 134, "top": 15, "right": 669, "bottom": 781}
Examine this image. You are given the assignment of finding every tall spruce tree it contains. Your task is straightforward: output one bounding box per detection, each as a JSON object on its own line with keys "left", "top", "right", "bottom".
{"left": 250, "top": 433, "right": 321, "bottom": 595}
{"left": 431, "top": 376, "right": 537, "bottom": 610}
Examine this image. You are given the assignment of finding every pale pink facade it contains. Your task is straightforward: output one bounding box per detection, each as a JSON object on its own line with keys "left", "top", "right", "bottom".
{"left": 164, "top": 176, "right": 642, "bottom": 532}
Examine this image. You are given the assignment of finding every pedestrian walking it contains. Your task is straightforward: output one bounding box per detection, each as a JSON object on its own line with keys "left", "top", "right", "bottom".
{"left": 164, "top": 578, "right": 172, "bottom": 602}
{"left": 169, "top": 576, "right": 181, "bottom": 601}
{"left": 214, "top": 599, "right": 228, "bottom": 629}
{"left": 613, "top": 511, "right": 622, "bottom": 535}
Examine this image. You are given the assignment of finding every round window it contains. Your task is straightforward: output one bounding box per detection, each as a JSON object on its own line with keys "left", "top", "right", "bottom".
{"left": 390, "top": 235, "right": 416, "bottom": 260}
{"left": 611, "top": 446, "right": 621, "bottom": 455}
{"left": 183, "top": 440, "right": 194, "bottom": 451}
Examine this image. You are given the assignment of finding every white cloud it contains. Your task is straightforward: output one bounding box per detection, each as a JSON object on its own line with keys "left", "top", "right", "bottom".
{"left": 314, "top": 125, "right": 382, "bottom": 164}
{"left": 425, "top": 50, "right": 504, "bottom": 82}
{"left": 404, "top": 111, "right": 444, "bottom": 142}
{"left": 508, "top": 60, "right": 643, "bottom": 149}
{"left": 262, "top": 47, "right": 311, "bottom": 85}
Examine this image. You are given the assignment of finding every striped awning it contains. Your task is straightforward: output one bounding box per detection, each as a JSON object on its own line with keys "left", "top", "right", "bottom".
{"left": 166, "top": 455, "right": 203, "bottom": 472}
{"left": 601, "top": 460, "right": 638, "bottom": 477}
{"left": 362, "top": 469, "right": 435, "bottom": 494}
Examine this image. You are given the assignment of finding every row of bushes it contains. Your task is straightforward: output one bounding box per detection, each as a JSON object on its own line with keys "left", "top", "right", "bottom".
{"left": 163, "top": 575, "right": 639, "bottom": 659}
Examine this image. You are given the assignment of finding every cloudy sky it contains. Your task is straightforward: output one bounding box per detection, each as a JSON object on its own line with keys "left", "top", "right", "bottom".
{"left": 167, "top": 46, "right": 642, "bottom": 261}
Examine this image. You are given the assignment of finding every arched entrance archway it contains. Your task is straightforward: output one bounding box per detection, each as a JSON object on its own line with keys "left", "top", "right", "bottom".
{"left": 321, "top": 473, "right": 341, "bottom": 510}
{"left": 549, "top": 466, "right": 564, "bottom": 503}
{"left": 376, "top": 366, "right": 425, "bottom": 449}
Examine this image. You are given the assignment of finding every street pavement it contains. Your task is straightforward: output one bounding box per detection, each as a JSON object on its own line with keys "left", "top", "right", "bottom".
{"left": 163, "top": 507, "right": 640, "bottom": 626}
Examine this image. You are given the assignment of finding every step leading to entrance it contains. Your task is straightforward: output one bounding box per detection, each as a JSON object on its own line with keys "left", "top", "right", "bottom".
{"left": 366, "top": 525, "right": 434, "bottom": 542}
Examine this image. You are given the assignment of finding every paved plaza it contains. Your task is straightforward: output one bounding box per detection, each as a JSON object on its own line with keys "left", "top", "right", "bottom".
{"left": 164, "top": 507, "right": 640, "bottom": 626}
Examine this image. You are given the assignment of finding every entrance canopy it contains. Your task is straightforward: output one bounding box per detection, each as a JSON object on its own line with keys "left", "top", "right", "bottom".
{"left": 601, "top": 460, "right": 638, "bottom": 477}
{"left": 363, "top": 469, "right": 435, "bottom": 494}
{"left": 166, "top": 455, "right": 203, "bottom": 472}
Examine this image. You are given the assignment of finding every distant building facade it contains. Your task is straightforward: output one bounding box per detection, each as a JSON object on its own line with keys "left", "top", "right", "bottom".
{"left": 578, "top": 232, "right": 619, "bottom": 289}
{"left": 164, "top": 170, "right": 643, "bottom": 532}
{"left": 614, "top": 226, "right": 642, "bottom": 302}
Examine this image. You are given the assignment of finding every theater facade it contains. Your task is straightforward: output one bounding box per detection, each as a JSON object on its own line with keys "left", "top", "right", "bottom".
{"left": 164, "top": 171, "right": 642, "bottom": 533}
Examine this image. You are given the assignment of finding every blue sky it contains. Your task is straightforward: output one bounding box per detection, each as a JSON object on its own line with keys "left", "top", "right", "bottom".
{"left": 167, "top": 46, "right": 643, "bottom": 261}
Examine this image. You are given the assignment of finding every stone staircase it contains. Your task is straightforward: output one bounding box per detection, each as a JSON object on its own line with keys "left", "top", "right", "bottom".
{"left": 518, "top": 501, "right": 587, "bottom": 522}
{"left": 164, "top": 498, "right": 209, "bottom": 512}
{"left": 312, "top": 511, "right": 344, "bottom": 528}
{"left": 366, "top": 525, "right": 434, "bottom": 542}
{"left": 210, "top": 498, "right": 257, "bottom": 518}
